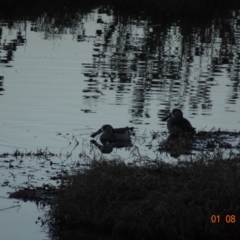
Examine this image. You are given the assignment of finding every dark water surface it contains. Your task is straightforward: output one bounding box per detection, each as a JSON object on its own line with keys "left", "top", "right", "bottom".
{"left": 0, "top": 7, "right": 240, "bottom": 240}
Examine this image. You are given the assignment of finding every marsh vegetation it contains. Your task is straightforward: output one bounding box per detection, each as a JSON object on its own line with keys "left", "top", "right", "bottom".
{"left": 8, "top": 130, "right": 240, "bottom": 240}
{"left": 40, "top": 150, "right": 240, "bottom": 240}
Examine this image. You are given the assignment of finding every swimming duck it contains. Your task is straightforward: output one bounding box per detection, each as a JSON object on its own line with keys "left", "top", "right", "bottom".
{"left": 91, "top": 124, "right": 134, "bottom": 143}
{"left": 162, "top": 109, "right": 195, "bottom": 136}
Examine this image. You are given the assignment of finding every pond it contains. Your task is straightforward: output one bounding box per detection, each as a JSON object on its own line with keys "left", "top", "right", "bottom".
{"left": 0, "top": 5, "right": 240, "bottom": 240}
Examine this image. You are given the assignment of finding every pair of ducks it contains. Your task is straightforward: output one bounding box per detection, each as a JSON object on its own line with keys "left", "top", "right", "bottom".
{"left": 90, "top": 108, "right": 195, "bottom": 142}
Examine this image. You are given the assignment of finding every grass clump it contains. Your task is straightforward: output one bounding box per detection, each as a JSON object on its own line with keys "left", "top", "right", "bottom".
{"left": 44, "top": 153, "right": 240, "bottom": 240}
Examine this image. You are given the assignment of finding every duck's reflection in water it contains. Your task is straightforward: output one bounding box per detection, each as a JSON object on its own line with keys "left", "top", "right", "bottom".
{"left": 90, "top": 139, "right": 133, "bottom": 154}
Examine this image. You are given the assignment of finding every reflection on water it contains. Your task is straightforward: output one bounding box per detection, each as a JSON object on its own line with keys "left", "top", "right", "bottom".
{"left": 0, "top": 6, "right": 240, "bottom": 240}
{"left": 0, "top": 8, "right": 239, "bottom": 153}
{"left": 80, "top": 9, "right": 240, "bottom": 129}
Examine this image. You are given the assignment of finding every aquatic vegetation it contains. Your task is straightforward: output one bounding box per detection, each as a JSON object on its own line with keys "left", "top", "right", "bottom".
{"left": 38, "top": 150, "right": 240, "bottom": 240}
{"left": 5, "top": 130, "right": 240, "bottom": 239}
{"left": 158, "top": 129, "right": 240, "bottom": 157}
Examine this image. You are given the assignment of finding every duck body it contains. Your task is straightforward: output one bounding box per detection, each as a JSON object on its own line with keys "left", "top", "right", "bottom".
{"left": 162, "top": 109, "right": 195, "bottom": 136}
{"left": 91, "top": 124, "right": 134, "bottom": 143}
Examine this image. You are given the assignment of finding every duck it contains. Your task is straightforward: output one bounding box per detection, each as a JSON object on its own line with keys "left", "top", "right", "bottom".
{"left": 162, "top": 108, "right": 195, "bottom": 136}
{"left": 90, "top": 124, "right": 134, "bottom": 143}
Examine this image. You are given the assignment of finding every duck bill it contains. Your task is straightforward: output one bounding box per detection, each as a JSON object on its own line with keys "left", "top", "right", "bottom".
{"left": 162, "top": 113, "right": 171, "bottom": 121}
{"left": 90, "top": 128, "right": 102, "bottom": 138}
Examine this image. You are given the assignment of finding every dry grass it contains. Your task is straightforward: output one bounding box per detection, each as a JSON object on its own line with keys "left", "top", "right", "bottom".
{"left": 43, "top": 151, "right": 240, "bottom": 240}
